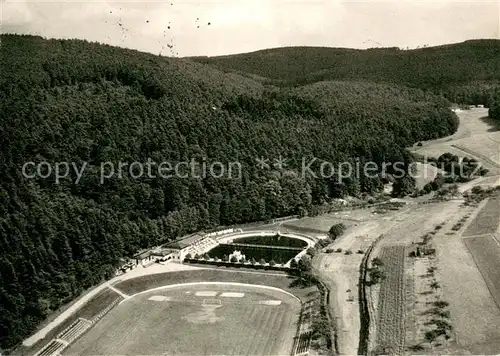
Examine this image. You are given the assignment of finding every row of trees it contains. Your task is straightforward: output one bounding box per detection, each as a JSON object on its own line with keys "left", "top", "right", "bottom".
{"left": 489, "top": 93, "right": 500, "bottom": 120}
{"left": 185, "top": 252, "right": 279, "bottom": 266}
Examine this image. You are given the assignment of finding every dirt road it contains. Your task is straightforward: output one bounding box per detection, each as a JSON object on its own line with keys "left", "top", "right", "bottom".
{"left": 412, "top": 108, "right": 500, "bottom": 175}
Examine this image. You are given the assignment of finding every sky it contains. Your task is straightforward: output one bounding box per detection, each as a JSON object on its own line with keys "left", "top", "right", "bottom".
{"left": 1, "top": 0, "right": 499, "bottom": 57}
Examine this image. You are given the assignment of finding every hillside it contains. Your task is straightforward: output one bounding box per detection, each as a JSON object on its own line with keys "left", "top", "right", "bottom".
{"left": 0, "top": 34, "right": 458, "bottom": 351}
{"left": 191, "top": 40, "right": 500, "bottom": 105}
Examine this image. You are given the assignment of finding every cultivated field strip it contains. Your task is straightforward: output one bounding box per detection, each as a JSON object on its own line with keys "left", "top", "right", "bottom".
{"left": 452, "top": 144, "right": 500, "bottom": 169}
{"left": 463, "top": 197, "right": 500, "bottom": 237}
{"left": 376, "top": 245, "right": 407, "bottom": 354}
{"left": 464, "top": 234, "right": 500, "bottom": 309}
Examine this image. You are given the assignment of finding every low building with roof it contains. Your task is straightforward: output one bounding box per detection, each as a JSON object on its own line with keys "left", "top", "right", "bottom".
{"left": 151, "top": 248, "right": 177, "bottom": 261}
{"left": 133, "top": 250, "right": 155, "bottom": 266}
{"left": 162, "top": 232, "right": 218, "bottom": 261}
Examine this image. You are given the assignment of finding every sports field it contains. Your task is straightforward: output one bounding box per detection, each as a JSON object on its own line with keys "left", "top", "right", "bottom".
{"left": 63, "top": 284, "right": 301, "bottom": 356}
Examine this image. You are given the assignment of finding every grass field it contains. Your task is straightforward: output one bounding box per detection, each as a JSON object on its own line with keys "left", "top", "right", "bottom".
{"left": 464, "top": 234, "right": 500, "bottom": 310}
{"left": 435, "top": 227, "right": 500, "bottom": 354}
{"left": 375, "top": 245, "right": 407, "bottom": 354}
{"left": 282, "top": 214, "right": 356, "bottom": 234}
{"left": 411, "top": 108, "right": 500, "bottom": 175}
{"left": 21, "top": 288, "right": 123, "bottom": 356}
{"left": 63, "top": 284, "right": 301, "bottom": 356}
{"left": 113, "top": 269, "right": 316, "bottom": 300}
{"left": 463, "top": 197, "right": 500, "bottom": 237}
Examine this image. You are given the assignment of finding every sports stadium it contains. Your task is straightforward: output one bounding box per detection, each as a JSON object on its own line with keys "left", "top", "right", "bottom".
{"left": 27, "top": 231, "right": 324, "bottom": 356}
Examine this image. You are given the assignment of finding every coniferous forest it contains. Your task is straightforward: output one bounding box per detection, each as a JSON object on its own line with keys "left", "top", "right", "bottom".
{"left": 0, "top": 34, "right": 498, "bottom": 351}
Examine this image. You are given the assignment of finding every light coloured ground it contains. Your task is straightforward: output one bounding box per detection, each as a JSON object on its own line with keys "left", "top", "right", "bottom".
{"left": 411, "top": 108, "right": 500, "bottom": 175}
{"left": 413, "top": 162, "right": 443, "bottom": 190}
{"left": 434, "top": 230, "right": 500, "bottom": 354}
{"left": 378, "top": 200, "right": 465, "bottom": 246}
{"left": 312, "top": 200, "right": 466, "bottom": 355}
{"left": 23, "top": 262, "right": 202, "bottom": 346}
{"left": 64, "top": 284, "right": 300, "bottom": 356}
{"left": 314, "top": 210, "right": 408, "bottom": 355}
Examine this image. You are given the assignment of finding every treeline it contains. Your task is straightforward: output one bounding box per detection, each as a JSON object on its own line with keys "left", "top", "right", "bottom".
{"left": 0, "top": 34, "right": 457, "bottom": 351}
{"left": 489, "top": 90, "right": 500, "bottom": 120}
{"left": 192, "top": 40, "right": 500, "bottom": 105}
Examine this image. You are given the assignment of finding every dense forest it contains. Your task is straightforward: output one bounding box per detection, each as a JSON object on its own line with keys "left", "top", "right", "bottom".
{"left": 0, "top": 34, "right": 486, "bottom": 351}
{"left": 192, "top": 40, "right": 500, "bottom": 105}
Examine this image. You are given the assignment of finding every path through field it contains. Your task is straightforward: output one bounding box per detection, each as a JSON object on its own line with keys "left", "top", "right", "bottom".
{"left": 412, "top": 108, "right": 500, "bottom": 175}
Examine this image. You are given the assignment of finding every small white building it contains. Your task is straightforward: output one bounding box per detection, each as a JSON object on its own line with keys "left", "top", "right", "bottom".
{"left": 229, "top": 250, "right": 246, "bottom": 262}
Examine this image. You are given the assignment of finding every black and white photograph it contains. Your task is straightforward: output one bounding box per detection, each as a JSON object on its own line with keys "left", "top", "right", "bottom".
{"left": 1, "top": 0, "right": 500, "bottom": 355}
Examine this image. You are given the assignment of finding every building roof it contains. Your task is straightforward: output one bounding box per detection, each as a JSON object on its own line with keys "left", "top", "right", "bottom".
{"left": 133, "top": 250, "right": 152, "bottom": 259}
{"left": 151, "top": 248, "right": 177, "bottom": 257}
{"left": 163, "top": 233, "right": 205, "bottom": 250}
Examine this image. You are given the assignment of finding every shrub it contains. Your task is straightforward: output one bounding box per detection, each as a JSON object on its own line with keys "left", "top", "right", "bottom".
{"left": 335, "top": 248, "right": 343, "bottom": 253}
{"left": 259, "top": 258, "right": 266, "bottom": 265}
{"left": 438, "top": 310, "right": 451, "bottom": 319}
{"left": 317, "top": 238, "right": 333, "bottom": 248}
{"left": 427, "top": 266, "right": 437, "bottom": 275}
{"left": 306, "top": 247, "right": 317, "bottom": 257}
{"left": 357, "top": 249, "right": 364, "bottom": 254}
{"left": 329, "top": 223, "right": 347, "bottom": 240}
{"left": 430, "top": 281, "right": 441, "bottom": 290}
{"left": 368, "top": 268, "right": 386, "bottom": 284}
{"left": 471, "top": 186, "right": 484, "bottom": 195}
{"left": 433, "top": 300, "right": 449, "bottom": 308}
{"left": 344, "top": 250, "right": 352, "bottom": 255}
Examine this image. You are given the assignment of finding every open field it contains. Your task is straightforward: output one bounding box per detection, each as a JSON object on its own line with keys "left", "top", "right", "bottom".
{"left": 282, "top": 214, "right": 356, "bottom": 235}
{"left": 113, "top": 269, "right": 316, "bottom": 300}
{"left": 379, "top": 200, "right": 466, "bottom": 245}
{"left": 413, "top": 162, "right": 442, "bottom": 190}
{"left": 282, "top": 203, "right": 413, "bottom": 237}
{"left": 374, "top": 245, "right": 407, "bottom": 354}
{"left": 411, "top": 108, "right": 500, "bottom": 175}
{"left": 64, "top": 284, "right": 301, "bottom": 356}
{"left": 463, "top": 197, "right": 500, "bottom": 236}
{"left": 314, "top": 200, "right": 461, "bottom": 354}
{"left": 463, "top": 234, "right": 500, "bottom": 310}
{"left": 313, "top": 212, "right": 406, "bottom": 355}
{"left": 433, "top": 216, "right": 500, "bottom": 354}
{"left": 20, "top": 288, "right": 124, "bottom": 356}
{"left": 22, "top": 262, "right": 201, "bottom": 349}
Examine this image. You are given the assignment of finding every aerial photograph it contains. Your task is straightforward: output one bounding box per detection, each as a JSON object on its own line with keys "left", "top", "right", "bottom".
{"left": 1, "top": 0, "right": 500, "bottom": 355}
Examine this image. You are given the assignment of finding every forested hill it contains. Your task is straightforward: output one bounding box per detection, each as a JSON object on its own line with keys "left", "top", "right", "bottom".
{"left": 191, "top": 40, "right": 500, "bottom": 105}
{"left": 0, "top": 34, "right": 457, "bottom": 351}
